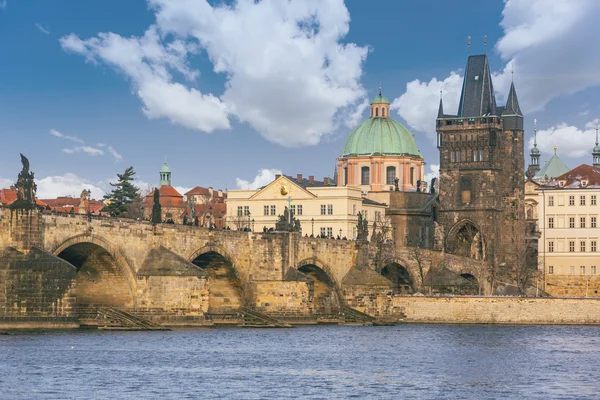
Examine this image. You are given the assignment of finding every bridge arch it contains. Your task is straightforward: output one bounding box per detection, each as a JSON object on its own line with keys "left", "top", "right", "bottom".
{"left": 445, "top": 219, "right": 485, "bottom": 260}
{"left": 188, "top": 245, "right": 245, "bottom": 314}
{"left": 296, "top": 258, "right": 342, "bottom": 315}
{"left": 381, "top": 262, "right": 413, "bottom": 294}
{"left": 52, "top": 233, "right": 136, "bottom": 308}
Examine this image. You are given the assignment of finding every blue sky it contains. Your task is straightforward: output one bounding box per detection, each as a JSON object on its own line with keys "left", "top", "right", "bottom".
{"left": 1, "top": 0, "right": 599, "bottom": 198}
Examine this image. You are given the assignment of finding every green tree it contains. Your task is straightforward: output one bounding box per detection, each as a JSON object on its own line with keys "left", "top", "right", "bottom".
{"left": 103, "top": 166, "right": 139, "bottom": 217}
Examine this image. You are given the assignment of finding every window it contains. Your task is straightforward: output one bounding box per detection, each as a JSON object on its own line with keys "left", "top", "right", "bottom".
{"left": 580, "top": 196, "right": 586, "bottom": 206}
{"left": 460, "top": 176, "right": 473, "bottom": 205}
{"left": 569, "top": 217, "right": 575, "bottom": 228}
{"left": 456, "top": 150, "right": 462, "bottom": 162}
{"left": 580, "top": 266, "right": 586, "bottom": 274}
{"left": 592, "top": 266, "right": 597, "bottom": 274}
{"left": 581, "top": 241, "right": 586, "bottom": 252}
{"left": 548, "top": 217, "right": 554, "bottom": 228}
{"left": 592, "top": 241, "right": 597, "bottom": 252}
{"left": 548, "top": 241, "right": 554, "bottom": 252}
{"left": 327, "top": 204, "right": 333, "bottom": 215}
{"left": 548, "top": 266, "right": 554, "bottom": 274}
{"left": 386, "top": 166, "right": 396, "bottom": 185}
{"left": 352, "top": 205, "right": 357, "bottom": 215}
{"left": 382, "top": 108, "right": 386, "bottom": 117}
{"left": 243, "top": 206, "right": 250, "bottom": 216}
{"left": 270, "top": 205, "right": 276, "bottom": 216}
{"left": 548, "top": 196, "right": 554, "bottom": 206}
{"left": 592, "top": 195, "right": 597, "bottom": 205}
{"left": 264, "top": 205, "right": 269, "bottom": 216}
{"left": 361, "top": 167, "right": 370, "bottom": 185}
{"left": 375, "top": 211, "right": 381, "bottom": 221}
{"left": 592, "top": 217, "right": 597, "bottom": 228}
{"left": 473, "top": 150, "right": 478, "bottom": 162}
{"left": 569, "top": 195, "right": 575, "bottom": 206}
{"left": 364, "top": 210, "right": 368, "bottom": 220}
{"left": 479, "top": 150, "right": 484, "bottom": 161}
{"left": 410, "top": 167, "right": 415, "bottom": 185}
{"left": 570, "top": 266, "right": 575, "bottom": 275}
{"left": 237, "top": 206, "right": 243, "bottom": 217}
{"left": 290, "top": 205, "right": 296, "bottom": 215}
{"left": 327, "top": 227, "right": 333, "bottom": 238}
{"left": 375, "top": 108, "right": 379, "bottom": 117}
{"left": 581, "top": 217, "right": 586, "bottom": 228}
{"left": 451, "top": 151, "right": 456, "bottom": 163}
{"left": 569, "top": 241, "right": 575, "bottom": 252}
{"left": 320, "top": 205, "right": 326, "bottom": 215}
{"left": 297, "top": 205, "right": 303, "bottom": 216}
{"left": 320, "top": 227, "right": 326, "bottom": 237}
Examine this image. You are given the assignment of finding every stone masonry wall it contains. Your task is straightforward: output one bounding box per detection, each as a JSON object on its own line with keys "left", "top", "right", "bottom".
{"left": 342, "top": 284, "right": 400, "bottom": 317}
{"left": 393, "top": 296, "right": 600, "bottom": 324}
{"left": 247, "top": 281, "right": 312, "bottom": 317}
{"left": 136, "top": 275, "right": 209, "bottom": 315}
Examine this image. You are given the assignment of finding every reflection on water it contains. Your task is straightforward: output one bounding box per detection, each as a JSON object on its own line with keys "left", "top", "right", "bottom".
{"left": 1, "top": 325, "right": 600, "bottom": 399}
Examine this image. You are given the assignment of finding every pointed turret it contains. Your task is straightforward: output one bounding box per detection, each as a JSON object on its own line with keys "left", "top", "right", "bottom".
{"left": 593, "top": 125, "right": 600, "bottom": 167}
{"left": 437, "top": 91, "right": 444, "bottom": 118}
{"left": 527, "top": 119, "right": 541, "bottom": 178}
{"left": 502, "top": 81, "right": 522, "bottom": 116}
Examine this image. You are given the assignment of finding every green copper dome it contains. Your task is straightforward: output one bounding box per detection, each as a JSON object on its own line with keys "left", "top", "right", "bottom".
{"left": 341, "top": 117, "right": 421, "bottom": 157}
{"left": 160, "top": 162, "right": 171, "bottom": 173}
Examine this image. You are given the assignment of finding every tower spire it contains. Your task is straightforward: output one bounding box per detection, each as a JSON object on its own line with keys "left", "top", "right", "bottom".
{"left": 527, "top": 118, "right": 541, "bottom": 178}
{"left": 593, "top": 124, "right": 600, "bottom": 167}
{"left": 437, "top": 88, "right": 444, "bottom": 118}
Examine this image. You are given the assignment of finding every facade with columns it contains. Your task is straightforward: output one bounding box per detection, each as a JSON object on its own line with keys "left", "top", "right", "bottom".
{"left": 337, "top": 89, "right": 425, "bottom": 193}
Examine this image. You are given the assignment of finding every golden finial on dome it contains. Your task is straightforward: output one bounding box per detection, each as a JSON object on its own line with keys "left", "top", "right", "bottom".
{"left": 554, "top": 146, "right": 557, "bottom": 154}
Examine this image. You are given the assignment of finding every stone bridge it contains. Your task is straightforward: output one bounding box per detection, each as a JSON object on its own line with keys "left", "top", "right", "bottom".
{"left": 0, "top": 208, "right": 488, "bottom": 326}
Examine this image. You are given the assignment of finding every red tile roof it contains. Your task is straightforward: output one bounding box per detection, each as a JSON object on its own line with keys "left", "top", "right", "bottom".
{"left": 544, "top": 164, "right": 600, "bottom": 189}
{"left": 0, "top": 187, "right": 47, "bottom": 207}
{"left": 185, "top": 186, "right": 211, "bottom": 196}
{"left": 143, "top": 185, "right": 185, "bottom": 208}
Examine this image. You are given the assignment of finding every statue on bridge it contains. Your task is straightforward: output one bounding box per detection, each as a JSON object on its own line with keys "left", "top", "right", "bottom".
{"left": 275, "top": 206, "right": 301, "bottom": 232}
{"left": 12, "top": 154, "right": 38, "bottom": 209}
{"left": 356, "top": 211, "right": 369, "bottom": 241}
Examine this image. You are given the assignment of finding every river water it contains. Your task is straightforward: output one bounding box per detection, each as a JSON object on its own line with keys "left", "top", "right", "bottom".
{"left": 1, "top": 325, "right": 599, "bottom": 399}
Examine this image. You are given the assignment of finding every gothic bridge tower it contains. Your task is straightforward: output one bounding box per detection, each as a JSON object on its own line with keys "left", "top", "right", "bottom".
{"left": 436, "top": 54, "right": 525, "bottom": 266}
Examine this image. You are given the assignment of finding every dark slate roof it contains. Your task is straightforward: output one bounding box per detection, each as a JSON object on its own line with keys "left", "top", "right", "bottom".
{"left": 502, "top": 81, "right": 522, "bottom": 116}
{"left": 361, "top": 198, "right": 387, "bottom": 207}
{"left": 138, "top": 246, "right": 208, "bottom": 277}
{"left": 437, "top": 97, "right": 444, "bottom": 118}
{"left": 342, "top": 266, "right": 393, "bottom": 287}
{"left": 458, "top": 55, "right": 497, "bottom": 117}
{"left": 282, "top": 175, "right": 336, "bottom": 188}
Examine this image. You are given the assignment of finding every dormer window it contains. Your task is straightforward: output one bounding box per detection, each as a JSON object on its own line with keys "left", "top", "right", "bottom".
{"left": 559, "top": 181, "right": 565, "bottom": 187}
{"left": 582, "top": 180, "right": 588, "bottom": 187}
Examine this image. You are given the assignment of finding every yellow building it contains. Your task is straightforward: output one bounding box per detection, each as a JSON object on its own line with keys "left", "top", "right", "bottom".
{"left": 226, "top": 174, "right": 386, "bottom": 239}
{"left": 538, "top": 164, "right": 600, "bottom": 297}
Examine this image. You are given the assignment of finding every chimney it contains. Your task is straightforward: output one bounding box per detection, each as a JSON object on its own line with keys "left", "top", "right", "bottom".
{"left": 275, "top": 174, "right": 281, "bottom": 180}
{"left": 208, "top": 187, "right": 213, "bottom": 196}
{"left": 324, "top": 177, "right": 329, "bottom": 186}
{"left": 297, "top": 174, "right": 303, "bottom": 183}
{"left": 218, "top": 189, "right": 223, "bottom": 198}
{"left": 309, "top": 175, "right": 314, "bottom": 185}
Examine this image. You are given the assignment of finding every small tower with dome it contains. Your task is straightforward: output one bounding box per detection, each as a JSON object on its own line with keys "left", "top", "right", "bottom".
{"left": 527, "top": 119, "right": 541, "bottom": 178}
{"left": 337, "top": 87, "right": 424, "bottom": 192}
{"left": 160, "top": 162, "right": 172, "bottom": 186}
{"left": 593, "top": 125, "right": 600, "bottom": 167}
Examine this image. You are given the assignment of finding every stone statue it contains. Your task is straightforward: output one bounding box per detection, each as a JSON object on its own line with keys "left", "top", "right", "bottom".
{"left": 356, "top": 211, "right": 369, "bottom": 241}
{"left": 394, "top": 177, "right": 399, "bottom": 192}
{"left": 151, "top": 188, "right": 162, "bottom": 225}
{"left": 416, "top": 180, "right": 422, "bottom": 192}
{"left": 13, "top": 153, "right": 38, "bottom": 208}
{"left": 275, "top": 206, "right": 300, "bottom": 232}
{"left": 430, "top": 178, "right": 437, "bottom": 194}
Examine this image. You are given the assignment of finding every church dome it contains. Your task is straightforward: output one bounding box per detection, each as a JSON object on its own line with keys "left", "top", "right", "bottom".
{"left": 531, "top": 147, "right": 540, "bottom": 155}
{"left": 160, "top": 162, "right": 171, "bottom": 173}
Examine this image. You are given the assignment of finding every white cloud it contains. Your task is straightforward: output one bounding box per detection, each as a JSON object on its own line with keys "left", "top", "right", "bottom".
{"left": 107, "top": 146, "right": 122, "bottom": 161}
{"left": 392, "top": 0, "right": 600, "bottom": 140}
{"left": 344, "top": 98, "right": 370, "bottom": 129}
{"left": 423, "top": 164, "right": 439, "bottom": 189}
{"left": 50, "top": 128, "right": 84, "bottom": 144}
{"left": 391, "top": 73, "right": 462, "bottom": 141}
{"left": 174, "top": 186, "right": 192, "bottom": 196}
{"left": 236, "top": 168, "right": 282, "bottom": 190}
{"left": 35, "top": 23, "right": 49, "bottom": 35}
{"left": 0, "top": 177, "right": 13, "bottom": 188}
{"left": 36, "top": 173, "right": 106, "bottom": 199}
{"left": 60, "top": 0, "right": 368, "bottom": 147}
{"left": 528, "top": 119, "right": 599, "bottom": 158}
{"left": 62, "top": 146, "right": 104, "bottom": 156}
{"left": 0, "top": 0, "right": 6, "bottom": 10}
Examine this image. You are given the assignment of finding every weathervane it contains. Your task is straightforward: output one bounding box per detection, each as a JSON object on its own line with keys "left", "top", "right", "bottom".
{"left": 467, "top": 35, "right": 471, "bottom": 54}
{"left": 484, "top": 35, "right": 487, "bottom": 54}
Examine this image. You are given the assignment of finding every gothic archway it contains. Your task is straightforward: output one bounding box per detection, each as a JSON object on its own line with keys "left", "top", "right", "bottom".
{"left": 381, "top": 263, "right": 412, "bottom": 294}
{"left": 446, "top": 220, "right": 485, "bottom": 260}
{"left": 297, "top": 263, "right": 341, "bottom": 315}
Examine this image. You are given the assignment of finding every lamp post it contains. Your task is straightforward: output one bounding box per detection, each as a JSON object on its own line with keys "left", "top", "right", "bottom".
{"left": 339, "top": 228, "right": 342, "bottom": 239}
{"left": 252, "top": 218, "right": 255, "bottom": 232}
{"left": 311, "top": 218, "right": 314, "bottom": 236}
{"left": 247, "top": 211, "right": 251, "bottom": 232}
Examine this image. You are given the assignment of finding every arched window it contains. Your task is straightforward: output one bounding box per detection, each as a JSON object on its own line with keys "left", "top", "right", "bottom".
{"left": 386, "top": 166, "right": 396, "bottom": 185}
{"left": 361, "top": 167, "right": 370, "bottom": 185}
{"left": 382, "top": 108, "right": 386, "bottom": 117}
{"left": 375, "top": 108, "right": 379, "bottom": 117}
{"left": 410, "top": 167, "right": 414, "bottom": 185}
{"left": 344, "top": 167, "right": 348, "bottom": 186}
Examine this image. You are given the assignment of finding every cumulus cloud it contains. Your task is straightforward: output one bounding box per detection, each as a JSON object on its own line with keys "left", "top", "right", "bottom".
{"left": 60, "top": 0, "right": 368, "bottom": 147}
{"left": 529, "top": 119, "right": 599, "bottom": 158}
{"left": 391, "top": 73, "right": 462, "bottom": 141}
{"left": 392, "top": 0, "right": 600, "bottom": 140}
{"left": 36, "top": 173, "right": 106, "bottom": 199}
{"left": 35, "top": 23, "right": 49, "bottom": 35}
{"left": 423, "top": 164, "right": 440, "bottom": 188}
{"left": 236, "top": 168, "right": 282, "bottom": 190}
{"left": 0, "top": 177, "right": 13, "bottom": 188}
